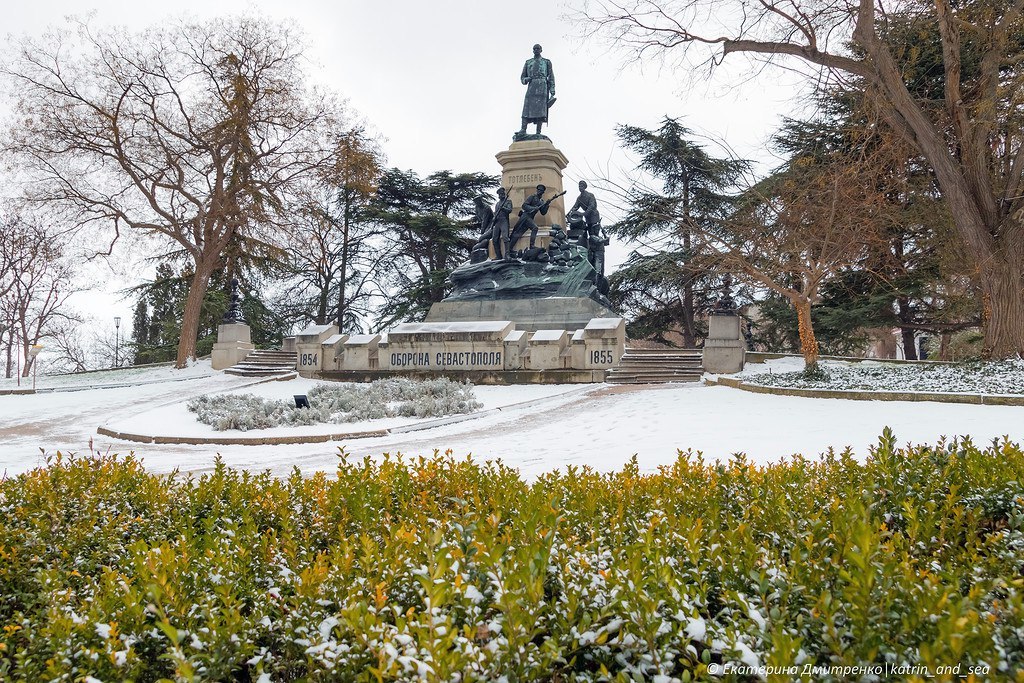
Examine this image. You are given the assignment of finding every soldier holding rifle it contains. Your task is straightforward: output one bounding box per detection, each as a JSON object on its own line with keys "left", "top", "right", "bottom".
{"left": 509, "top": 184, "right": 566, "bottom": 254}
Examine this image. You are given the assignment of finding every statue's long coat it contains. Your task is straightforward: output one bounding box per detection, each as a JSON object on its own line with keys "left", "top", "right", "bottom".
{"left": 521, "top": 57, "right": 554, "bottom": 123}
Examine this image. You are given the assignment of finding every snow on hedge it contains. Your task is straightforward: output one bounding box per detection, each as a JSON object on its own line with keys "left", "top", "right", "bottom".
{"left": 188, "top": 377, "right": 482, "bottom": 431}
{"left": 745, "top": 357, "right": 1024, "bottom": 394}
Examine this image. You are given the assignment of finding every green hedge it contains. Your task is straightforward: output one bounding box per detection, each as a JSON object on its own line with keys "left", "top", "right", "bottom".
{"left": 2, "top": 431, "right": 1023, "bottom": 681}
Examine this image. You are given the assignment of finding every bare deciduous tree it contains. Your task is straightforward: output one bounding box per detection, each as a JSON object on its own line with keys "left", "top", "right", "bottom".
{"left": 0, "top": 218, "right": 80, "bottom": 377}
{"left": 578, "top": 0, "right": 1024, "bottom": 357}
{"left": 2, "top": 16, "right": 353, "bottom": 367}
{"left": 276, "top": 129, "right": 388, "bottom": 331}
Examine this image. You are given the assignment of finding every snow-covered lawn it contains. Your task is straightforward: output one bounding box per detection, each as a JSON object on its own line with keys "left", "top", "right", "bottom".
{"left": 739, "top": 356, "right": 1024, "bottom": 394}
{"left": 0, "top": 360, "right": 213, "bottom": 390}
{"left": 2, "top": 360, "right": 1023, "bottom": 480}
{"left": 110, "top": 376, "right": 590, "bottom": 439}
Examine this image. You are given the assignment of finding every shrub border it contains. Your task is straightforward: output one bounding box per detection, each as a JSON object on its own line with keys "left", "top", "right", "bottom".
{"left": 707, "top": 375, "right": 1024, "bottom": 406}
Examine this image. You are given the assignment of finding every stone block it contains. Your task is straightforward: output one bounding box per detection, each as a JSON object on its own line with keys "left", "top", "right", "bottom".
{"left": 503, "top": 329, "right": 528, "bottom": 370}
{"left": 570, "top": 329, "right": 586, "bottom": 369}
{"left": 321, "top": 333, "right": 350, "bottom": 371}
{"left": 708, "top": 314, "right": 741, "bottom": 340}
{"left": 704, "top": 312, "right": 746, "bottom": 373}
{"left": 379, "top": 323, "right": 508, "bottom": 372}
{"left": 341, "top": 334, "right": 381, "bottom": 371}
{"left": 296, "top": 341, "right": 325, "bottom": 378}
{"left": 212, "top": 323, "right": 254, "bottom": 370}
{"left": 281, "top": 336, "right": 296, "bottom": 352}
{"left": 581, "top": 317, "right": 625, "bottom": 369}
{"left": 295, "top": 324, "right": 338, "bottom": 344}
{"left": 211, "top": 342, "right": 254, "bottom": 370}
{"left": 217, "top": 323, "right": 251, "bottom": 344}
{"left": 527, "top": 329, "right": 567, "bottom": 370}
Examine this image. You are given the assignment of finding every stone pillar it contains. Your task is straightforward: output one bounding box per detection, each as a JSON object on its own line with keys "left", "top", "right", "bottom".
{"left": 703, "top": 313, "right": 746, "bottom": 374}
{"left": 294, "top": 324, "right": 339, "bottom": 378}
{"left": 581, "top": 317, "right": 625, "bottom": 369}
{"left": 503, "top": 329, "right": 528, "bottom": 370}
{"left": 340, "top": 334, "right": 381, "bottom": 371}
{"left": 495, "top": 139, "right": 570, "bottom": 252}
{"left": 211, "top": 323, "right": 255, "bottom": 370}
{"left": 527, "top": 329, "right": 568, "bottom": 370}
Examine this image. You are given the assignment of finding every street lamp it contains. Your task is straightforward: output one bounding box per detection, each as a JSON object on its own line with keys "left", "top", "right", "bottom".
{"left": 114, "top": 316, "right": 121, "bottom": 369}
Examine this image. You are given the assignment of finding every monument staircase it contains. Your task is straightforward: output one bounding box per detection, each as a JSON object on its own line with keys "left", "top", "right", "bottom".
{"left": 224, "top": 349, "right": 297, "bottom": 378}
{"left": 605, "top": 348, "right": 703, "bottom": 385}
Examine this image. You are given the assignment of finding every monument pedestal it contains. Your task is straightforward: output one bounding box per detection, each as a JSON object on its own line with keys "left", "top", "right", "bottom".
{"left": 702, "top": 314, "right": 746, "bottom": 374}
{"left": 212, "top": 323, "right": 254, "bottom": 370}
{"left": 426, "top": 297, "right": 617, "bottom": 332}
{"left": 426, "top": 257, "right": 616, "bottom": 331}
{"left": 495, "top": 139, "right": 569, "bottom": 252}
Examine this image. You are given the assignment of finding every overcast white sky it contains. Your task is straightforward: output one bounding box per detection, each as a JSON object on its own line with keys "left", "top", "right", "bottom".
{"left": 4, "top": 0, "right": 805, "bottom": 334}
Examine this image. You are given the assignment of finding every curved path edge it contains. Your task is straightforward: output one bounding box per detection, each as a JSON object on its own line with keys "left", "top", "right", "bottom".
{"left": 707, "top": 376, "right": 1024, "bottom": 406}
{"left": 97, "top": 385, "right": 597, "bottom": 446}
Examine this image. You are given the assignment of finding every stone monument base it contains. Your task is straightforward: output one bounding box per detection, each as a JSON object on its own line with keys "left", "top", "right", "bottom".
{"left": 703, "top": 314, "right": 746, "bottom": 374}
{"left": 425, "top": 297, "right": 618, "bottom": 332}
{"left": 212, "top": 323, "right": 254, "bottom": 370}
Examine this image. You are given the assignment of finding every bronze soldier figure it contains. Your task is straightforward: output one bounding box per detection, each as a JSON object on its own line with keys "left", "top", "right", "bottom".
{"left": 491, "top": 187, "right": 514, "bottom": 260}
{"left": 510, "top": 184, "right": 566, "bottom": 254}
{"left": 518, "top": 44, "right": 555, "bottom": 138}
{"left": 569, "top": 181, "right": 601, "bottom": 233}
{"left": 469, "top": 195, "right": 496, "bottom": 263}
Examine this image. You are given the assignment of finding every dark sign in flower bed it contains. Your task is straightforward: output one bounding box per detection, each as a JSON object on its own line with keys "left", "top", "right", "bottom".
{"left": 1, "top": 431, "right": 1022, "bottom": 680}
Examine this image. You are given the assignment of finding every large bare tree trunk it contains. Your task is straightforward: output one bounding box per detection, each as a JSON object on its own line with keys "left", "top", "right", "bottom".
{"left": 979, "top": 253, "right": 1024, "bottom": 359}
{"left": 896, "top": 296, "right": 917, "bottom": 360}
{"left": 316, "top": 287, "right": 329, "bottom": 325}
{"left": 791, "top": 295, "right": 820, "bottom": 369}
{"left": 176, "top": 266, "right": 213, "bottom": 369}
{"left": 680, "top": 278, "right": 696, "bottom": 348}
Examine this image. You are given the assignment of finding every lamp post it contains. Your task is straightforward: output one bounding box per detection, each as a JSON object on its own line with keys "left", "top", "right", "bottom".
{"left": 114, "top": 316, "right": 121, "bottom": 368}
{"left": 28, "top": 344, "right": 43, "bottom": 391}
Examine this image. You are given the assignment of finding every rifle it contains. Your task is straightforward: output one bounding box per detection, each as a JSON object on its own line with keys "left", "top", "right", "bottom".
{"left": 518, "top": 189, "right": 567, "bottom": 218}
{"left": 539, "top": 190, "right": 567, "bottom": 213}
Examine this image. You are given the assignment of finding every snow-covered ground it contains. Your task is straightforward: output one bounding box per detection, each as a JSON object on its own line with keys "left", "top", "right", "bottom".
{"left": 737, "top": 356, "right": 1024, "bottom": 394}
{"left": 2, "top": 360, "right": 1023, "bottom": 480}
{"left": 0, "top": 361, "right": 212, "bottom": 390}
{"left": 113, "top": 377, "right": 592, "bottom": 439}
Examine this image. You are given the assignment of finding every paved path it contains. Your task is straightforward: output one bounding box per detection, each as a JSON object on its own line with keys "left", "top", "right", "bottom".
{"left": 76, "top": 385, "right": 1024, "bottom": 479}
{"left": 0, "top": 374, "right": 254, "bottom": 475}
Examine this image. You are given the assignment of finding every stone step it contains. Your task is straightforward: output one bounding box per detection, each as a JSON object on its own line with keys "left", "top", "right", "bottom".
{"left": 614, "top": 350, "right": 704, "bottom": 356}
{"left": 607, "top": 348, "right": 704, "bottom": 384}
{"left": 223, "top": 349, "right": 298, "bottom": 377}
{"left": 606, "top": 376, "right": 702, "bottom": 385}
{"left": 608, "top": 368, "right": 703, "bottom": 377}
{"left": 224, "top": 367, "right": 295, "bottom": 377}
{"left": 615, "top": 359, "right": 702, "bottom": 366}
{"left": 231, "top": 364, "right": 295, "bottom": 371}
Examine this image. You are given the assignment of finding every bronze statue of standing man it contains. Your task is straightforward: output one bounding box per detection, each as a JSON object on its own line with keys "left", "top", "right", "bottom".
{"left": 518, "top": 44, "right": 555, "bottom": 139}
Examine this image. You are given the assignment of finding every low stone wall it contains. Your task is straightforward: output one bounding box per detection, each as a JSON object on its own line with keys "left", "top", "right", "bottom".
{"left": 319, "top": 368, "right": 607, "bottom": 385}
{"left": 710, "top": 376, "right": 1024, "bottom": 406}
{"left": 293, "top": 318, "right": 626, "bottom": 382}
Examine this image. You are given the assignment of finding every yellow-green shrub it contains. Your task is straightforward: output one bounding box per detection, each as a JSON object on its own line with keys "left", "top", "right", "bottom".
{"left": 1, "top": 430, "right": 1023, "bottom": 681}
